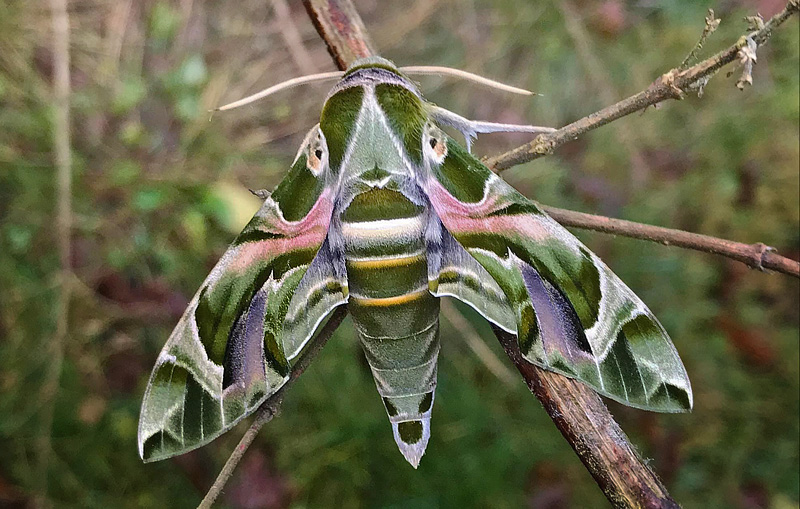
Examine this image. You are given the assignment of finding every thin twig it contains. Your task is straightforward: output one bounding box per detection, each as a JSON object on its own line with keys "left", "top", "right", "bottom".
{"left": 271, "top": 0, "right": 317, "bottom": 75}
{"left": 38, "top": 0, "right": 72, "bottom": 505}
{"left": 493, "top": 327, "right": 680, "bottom": 509}
{"left": 542, "top": 205, "right": 800, "bottom": 278}
{"left": 198, "top": 307, "right": 347, "bottom": 509}
{"left": 680, "top": 9, "right": 722, "bottom": 70}
{"left": 484, "top": 3, "right": 799, "bottom": 279}
{"left": 484, "top": 1, "right": 800, "bottom": 172}
{"left": 557, "top": 0, "right": 652, "bottom": 188}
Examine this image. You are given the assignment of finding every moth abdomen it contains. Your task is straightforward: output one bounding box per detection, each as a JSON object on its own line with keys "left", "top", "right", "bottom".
{"left": 341, "top": 187, "right": 441, "bottom": 467}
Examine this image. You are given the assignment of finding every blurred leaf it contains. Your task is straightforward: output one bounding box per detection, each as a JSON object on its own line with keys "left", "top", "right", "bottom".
{"left": 177, "top": 54, "right": 207, "bottom": 88}
{"left": 211, "top": 181, "right": 262, "bottom": 234}
{"left": 110, "top": 160, "right": 141, "bottom": 187}
{"left": 119, "top": 119, "right": 146, "bottom": 147}
{"left": 4, "top": 226, "right": 32, "bottom": 254}
{"left": 175, "top": 94, "right": 200, "bottom": 122}
{"left": 112, "top": 77, "right": 148, "bottom": 115}
{"left": 133, "top": 187, "right": 168, "bottom": 212}
{"left": 149, "top": 2, "right": 181, "bottom": 48}
{"left": 181, "top": 209, "right": 207, "bottom": 250}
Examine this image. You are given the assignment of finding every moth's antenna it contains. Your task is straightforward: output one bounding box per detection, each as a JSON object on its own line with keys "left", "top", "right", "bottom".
{"left": 214, "top": 71, "right": 344, "bottom": 111}
{"left": 400, "top": 66, "right": 534, "bottom": 96}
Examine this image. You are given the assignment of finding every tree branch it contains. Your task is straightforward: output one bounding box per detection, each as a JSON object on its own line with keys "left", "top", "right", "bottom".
{"left": 484, "top": 1, "right": 799, "bottom": 172}
{"left": 302, "top": 0, "right": 375, "bottom": 69}
{"left": 304, "top": 0, "right": 684, "bottom": 507}
{"left": 542, "top": 206, "right": 800, "bottom": 278}
{"left": 493, "top": 327, "right": 680, "bottom": 509}
{"left": 198, "top": 307, "right": 348, "bottom": 509}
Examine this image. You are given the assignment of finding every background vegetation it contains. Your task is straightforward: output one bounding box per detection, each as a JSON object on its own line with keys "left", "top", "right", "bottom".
{"left": 1, "top": 0, "right": 797, "bottom": 507}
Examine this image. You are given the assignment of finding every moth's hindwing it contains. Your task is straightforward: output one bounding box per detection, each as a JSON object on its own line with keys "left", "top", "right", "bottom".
{"left": 423, "top": 135, "right": 692, "bottom": 412}
{"left": 428, "top": 221, "right": 516, "bottom": 333}
{"left": 138, "top": 128, "right": 346, "bottom": 461}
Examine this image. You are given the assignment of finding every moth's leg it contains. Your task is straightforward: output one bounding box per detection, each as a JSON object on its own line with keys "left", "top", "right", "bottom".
{"left": 428, "top": 105, "right": 556, "bottom": 152}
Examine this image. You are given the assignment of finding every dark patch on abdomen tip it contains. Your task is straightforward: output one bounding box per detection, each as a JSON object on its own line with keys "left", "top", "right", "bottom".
{"left": 398, "top": 420, "right": 423, "bottom": 444}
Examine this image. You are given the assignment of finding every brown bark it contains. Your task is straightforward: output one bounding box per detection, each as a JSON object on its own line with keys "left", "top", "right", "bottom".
{"left": 494, "top": 327, "right": 680, "bottom": 508}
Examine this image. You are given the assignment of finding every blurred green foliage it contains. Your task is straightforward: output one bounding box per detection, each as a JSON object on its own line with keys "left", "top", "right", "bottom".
{"left": 0, "top": 0, "right": 798, "bottom": 507}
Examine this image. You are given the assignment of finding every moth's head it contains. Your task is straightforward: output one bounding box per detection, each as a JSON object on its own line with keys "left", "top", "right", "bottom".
{"left": 329, "top": 56, "right": 419, "bottom": 96}
{"left": 343, "top": 56, "right": 403, "bottom": 77}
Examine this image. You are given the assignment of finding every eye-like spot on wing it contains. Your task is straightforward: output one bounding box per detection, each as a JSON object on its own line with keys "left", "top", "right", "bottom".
{"left": 307, "top": 150, "right": 322, "bottom": 174}
{"left": 424, "top": 125, "right": 448, "bottom": 164}
{"left": 271, "top": 153, "right": 326, "bottom": 222}
{"left": 306, "top": 129, "right": 326, "bottom": 176}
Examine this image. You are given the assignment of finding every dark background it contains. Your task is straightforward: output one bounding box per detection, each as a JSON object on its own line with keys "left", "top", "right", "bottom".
{"left": 1, "top": 0, "right": 798, "bottom": 507}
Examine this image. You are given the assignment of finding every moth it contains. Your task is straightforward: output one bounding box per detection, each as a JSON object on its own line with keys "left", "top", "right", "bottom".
{"left": 138, "top": 57, "right": 692, "bottom": 468}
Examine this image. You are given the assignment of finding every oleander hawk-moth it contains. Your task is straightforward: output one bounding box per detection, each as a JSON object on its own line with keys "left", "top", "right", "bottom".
{"left": 138, "top": 57, "right": 692, "bottom": 468}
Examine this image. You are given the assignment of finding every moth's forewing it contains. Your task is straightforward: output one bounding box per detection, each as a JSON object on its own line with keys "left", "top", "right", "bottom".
{"left": 139, "top": 56, "right": 693, "bottom": 468}
{"left": 138, "top": 129, "right": 345, "bottom": 461}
